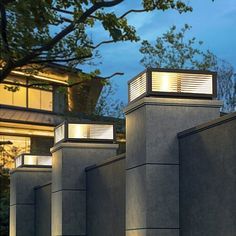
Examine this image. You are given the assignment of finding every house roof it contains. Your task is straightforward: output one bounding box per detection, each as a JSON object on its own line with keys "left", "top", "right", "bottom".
{"left": 0, "top": 106, "right": 85, "bottom": 127}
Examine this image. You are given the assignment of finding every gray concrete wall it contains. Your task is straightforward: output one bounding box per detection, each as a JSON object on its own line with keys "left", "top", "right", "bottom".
{"left": 124, "top": 97, "right": 222, "bottom": 236}
{"left": 10, "top": 168, "right": 51, "bottom": 236}
{"left": 35, "top": 182, "right": 52, "bottom": 236}
{"left": 179, "top": 112, "right": 236, "bottom": 236}
{"left": 50, "top": 142, "right": 118, "bottom": 236}
{"left": 86, "top": 154, "right": 125, "bottom": 236}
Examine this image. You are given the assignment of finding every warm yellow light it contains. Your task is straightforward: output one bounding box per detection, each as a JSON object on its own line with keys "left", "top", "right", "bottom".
{"left": 68, "top": 124, "right": 114, "bottom": 140}
{"left": 11, "top": 70, "right": 68, "bottom": 85}
{"left": 160, "top": 74, "right": 170, "bottom": 91}
{"left": 0, "top": 126, "right": 54, "bottom": 137}
{"left": 24, "top": 155, "right": 37, "bottom": 165}
{"left": 54, "top": 122, "right": 114, "bottom": 143}
{"left": 15, "top": 154, "right": 52, "bottom": 167}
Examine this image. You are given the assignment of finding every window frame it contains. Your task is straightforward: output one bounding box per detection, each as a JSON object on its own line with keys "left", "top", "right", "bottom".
{"left": 0, "top": 78, "right": 54, "bottom": 112}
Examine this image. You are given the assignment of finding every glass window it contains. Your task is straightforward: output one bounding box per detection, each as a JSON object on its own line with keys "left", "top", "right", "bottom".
{"left": 13, "top": 86, "right": 27, "bottom": 107}
{"left": 41, "top": 90, "right": 53, "bottom": 111}
{"left": 0, "top": 84, "right": 13, "bottom": 106}
{"left": 28, "top": 88, "right": 52, "bottom": 111}
{"left": 28, "top": 88, "right": 41, "bottom": 109}
{"left": 0, "top": 77, "right": 53, "bottom": 111}
{"left": 0, "top": 84, "right": 26, "bottom": 107}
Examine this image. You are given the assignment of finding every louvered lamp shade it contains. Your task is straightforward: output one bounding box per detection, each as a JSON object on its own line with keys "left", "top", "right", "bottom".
{"left": 54, "top": 121, "right": 115, "bottom": 144}
{"left": 128, "top": 68, "right": 217, "bottom": 102}
{"left": 15, "top": 154, "right": 52, "bottom": 168}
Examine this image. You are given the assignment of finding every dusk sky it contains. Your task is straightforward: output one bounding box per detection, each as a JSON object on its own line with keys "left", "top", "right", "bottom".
{"left": 81, "top": 0, "right": 236, "bottom": 103}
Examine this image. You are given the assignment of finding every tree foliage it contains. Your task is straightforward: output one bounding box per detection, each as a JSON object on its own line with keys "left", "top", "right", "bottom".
{"left": 0, "top": 0, "right": 193, "bottom": 82}
{"left": 140, "top": 24, "right": 236, "bottom": 112}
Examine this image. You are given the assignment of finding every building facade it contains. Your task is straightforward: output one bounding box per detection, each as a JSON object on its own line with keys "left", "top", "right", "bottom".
{"left": 0, "top": 64, "right": 105, "bottom": 169}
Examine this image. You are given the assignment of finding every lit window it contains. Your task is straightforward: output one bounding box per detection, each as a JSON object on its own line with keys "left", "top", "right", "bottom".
{"left": 28, "top": 88, "right": 52, "bottom": 111}
{"left": 0, "top": 84, "right": 27, "bottom": 107}
{"left": 0, "top": 77, "right": 53, "bottom": 111}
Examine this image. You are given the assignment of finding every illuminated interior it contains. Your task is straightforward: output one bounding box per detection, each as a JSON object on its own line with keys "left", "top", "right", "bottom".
{"left": 0, "top": 122, "right": 54, "bottom": 137}
{"left": 15, "top": 154, "right": 52, "bottom": 168}
{"left": 54, "top": 122, "right": 114, "bottom": 144}
{"left": 0, "top": 81, "right": 53, "bottom": 111}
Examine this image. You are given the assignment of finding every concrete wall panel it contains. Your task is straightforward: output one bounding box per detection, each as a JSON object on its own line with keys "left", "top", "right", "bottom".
{"left": 35, "top": 183, "right": 51, "bottom": 236}
{"left": 179, "top": 113, "right": 236, "bottom": 236}
{"left": 86, "top": 155, "right": 125, "bottom": 236}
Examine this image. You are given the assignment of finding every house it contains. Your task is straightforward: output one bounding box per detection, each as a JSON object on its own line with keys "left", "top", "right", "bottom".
{"left": 0, "top": 63, "right": 105, "bottom": 168}
{"left": 9, "top": 68, "right": 236, "bottom": 236}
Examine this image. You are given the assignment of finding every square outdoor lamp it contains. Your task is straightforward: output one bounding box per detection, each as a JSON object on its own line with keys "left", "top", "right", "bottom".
{"left": 15, "top": 154, "right": 52, "bottom": 168}
{"left": 54, "top": 121, "right": 115, "bottom": 144}
{"left": 128, "top": 68, "right": 217, "bottom": 103}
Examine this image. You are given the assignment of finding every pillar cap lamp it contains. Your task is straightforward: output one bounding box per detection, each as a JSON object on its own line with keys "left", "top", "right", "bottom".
{"left": 128, "top": 68, "right": 217, "bottom": 103}
{"left": 15, "top": 154, "right": 52, "bottom": 168}
{"left": 54, "top": 121, "right": 116, "bottom": 145}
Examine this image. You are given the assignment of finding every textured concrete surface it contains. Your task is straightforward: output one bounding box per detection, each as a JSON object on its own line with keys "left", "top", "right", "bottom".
{"left": 125, "top": 97, "right": 221, "bottom": 236}
{"left": 179, "top": 112, "right": 236, "bottom": 236}
{"left": 10, "top": 168, "right": 51, "bottom": 205}
{"left": 10, "top": 205, "right": 35, "bottom": 236}
{"left": 86, "top": 154, "right": 125, "bottom": 236}
{"left": 126, "top": 229, "right": 179, "bottom": 236}
{"left": 35, "top": 183, "right": 51, "bottom": 236}
{"left": 10, "top": 168, "right": 51, "bottom": 236}
{"left": 125, "top": 97, "right": 222, "bottom": 168}
{"left": 51, "top": 142, "right": 118, "bottom": 236}
{"left": 52, "top": 190, "right": 86, "bottom": 235}
{"left": 51, "top": 143, "right": 119, "bottom": 192}
{"left": 126, "top": 164, "right": 179, "bottom": 229}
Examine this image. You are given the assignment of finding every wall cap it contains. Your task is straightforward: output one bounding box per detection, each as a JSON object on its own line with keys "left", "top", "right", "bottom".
{"left": 124, "top": 97, "right": 223, "bottom": 115}
{"left": 50, "top": 142, "right": 119, "bottom": 153}
{"left": 10, "top": 168, "right": 52, "bottom": 174}
{"left": 85, "top": 153, "right": 126, "bottom": 172}
{"left": 178, "top": 111, "right": 236, "bottom": 138}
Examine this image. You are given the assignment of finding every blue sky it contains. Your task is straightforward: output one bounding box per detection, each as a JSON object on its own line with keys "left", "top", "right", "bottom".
{"left": 81, "top": 0, "right": 236, "bottom": 103}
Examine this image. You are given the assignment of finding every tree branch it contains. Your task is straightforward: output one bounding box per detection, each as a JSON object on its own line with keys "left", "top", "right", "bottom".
{"left": 31, "top": 53, "right": 92, "bottom": 63}
{"left": 51, "top": 7, "right": 74, "bottom": 15}
{"left": 104, "top": 72, "right": 124, "bottom": 79}
{"left": 87, "top": 39, "right": 115, "bottom": 49}
{"left": 119, "top": 9, "right": 147, "bottom": 19}
{"left": 0, "top": 3, "right": 10, "bottom": 54}
{"left": 0, "top": 0, "right": 124, "bottom": 82}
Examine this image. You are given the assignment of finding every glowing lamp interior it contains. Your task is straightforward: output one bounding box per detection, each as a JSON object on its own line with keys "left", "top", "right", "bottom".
{"left": 15, "top": 154, "right": 52, "bottom": 168}
{"left": 54, "top": 122, "right": 115, "bottom": 144}
{"left": 128, "top": 69, "right": 216, "bottom": 102}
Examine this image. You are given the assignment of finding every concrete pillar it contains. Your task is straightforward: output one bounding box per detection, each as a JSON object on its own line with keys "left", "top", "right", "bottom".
{"left": 10, "top": 168, "right": 51, "bottom": 236}
{"left": 50, "top": 142, "right": 118, "bottom": 236}
{"left": 124, "top": 97, "right": 222, "bottom": 236}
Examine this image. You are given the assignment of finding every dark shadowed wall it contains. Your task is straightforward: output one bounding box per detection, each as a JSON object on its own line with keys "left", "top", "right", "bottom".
{"left": 31, "top": 136, "right": 54, "bottom": 155}
{"left": 35, "top": 183, "right": 51, "bottom": 236}
{"left": 86, "top": 154, "right": 125, "bottom": 236}
{"left": 179, "top": 112, "right": 236, "bottom": 236}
